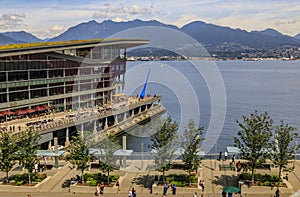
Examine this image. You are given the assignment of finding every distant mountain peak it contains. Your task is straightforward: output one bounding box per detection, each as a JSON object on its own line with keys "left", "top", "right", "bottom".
{"left": 258, "top": 28, "right": 283, "bottom": 37}
{"left": 1, "top": 31, "right": 42, "bottom": 43}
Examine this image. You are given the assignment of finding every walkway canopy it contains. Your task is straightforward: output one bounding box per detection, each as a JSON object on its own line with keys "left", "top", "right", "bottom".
{"left": 36, "top": 150, "right": 66, "bottom": 157}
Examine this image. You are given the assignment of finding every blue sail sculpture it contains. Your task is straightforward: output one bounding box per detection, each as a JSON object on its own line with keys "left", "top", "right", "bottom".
{"left": 139, "top": 67, "right": 151, "bottom": 99}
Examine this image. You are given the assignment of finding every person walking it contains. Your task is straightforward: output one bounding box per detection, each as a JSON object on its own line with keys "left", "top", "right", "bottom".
{"left": 163, "top": 183, "right": 169, "bottom": 196}
{"left": 222, "top": 191, "right": 227, "bottom": 197}
{"left": 232, "top": 154, "right": 236, "bottom": 164}
{"left": 95, "top": 184, "right": 100, "bottom": 196}
{"left": 132, "top": 187, "right": 136, "bottom": 197}
{"left": 224, "top": 151, "right": 228, "bottom": 160}
{"left": 219, "top": 151, "right": 222, "bottom": 161}
{"left": 116, "top": 180, "right": 120, "bottom": 193}
{"left": 275, "top": 189, "right": 280, "bottom": 197}
{"left": 171, "top": 184, "right": 177, "bottom": 195}
{"left": 100, "top": 182, "right": 105, "bottom": 195}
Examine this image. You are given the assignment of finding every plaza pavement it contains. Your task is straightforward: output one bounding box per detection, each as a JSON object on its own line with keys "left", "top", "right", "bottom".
{"left": 0, "top": 159, "right": 300, "bottom": 197}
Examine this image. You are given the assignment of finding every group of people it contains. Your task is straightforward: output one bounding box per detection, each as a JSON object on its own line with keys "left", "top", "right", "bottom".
{"left": 162, "top": 183, "right": 177, "bottom": 195}
{"left": 128, "top": 187, "right": 136, "bottom": 197}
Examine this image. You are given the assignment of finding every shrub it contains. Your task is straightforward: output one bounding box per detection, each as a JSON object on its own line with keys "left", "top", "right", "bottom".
{"left": 89, "top": 180, "right": 98, "bottom": 186}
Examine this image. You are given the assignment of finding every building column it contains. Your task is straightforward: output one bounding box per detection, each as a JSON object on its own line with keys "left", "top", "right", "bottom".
{"left": 104, "top": 118, "right": 108, "bottom": 129}
{"left": 114, "top": 115, "right": 118, "bottom": 125}
{"left": 65, "top": 127, "right": 70, "bottom": 146}
{"left": 81, "top": 124, "right": 84, "bottom": 138}
{"left": 93, "top": 120, "right": 97, "bottom": 135}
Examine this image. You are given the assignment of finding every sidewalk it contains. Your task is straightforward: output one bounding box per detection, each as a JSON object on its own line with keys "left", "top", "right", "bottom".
{"left": 0, "top": 159, "right": 299, "bottom": 197}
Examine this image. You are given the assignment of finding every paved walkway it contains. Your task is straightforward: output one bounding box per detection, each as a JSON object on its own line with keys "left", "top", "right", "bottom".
{"left": 1, "top": 159, "right": 300, "bottom": 197}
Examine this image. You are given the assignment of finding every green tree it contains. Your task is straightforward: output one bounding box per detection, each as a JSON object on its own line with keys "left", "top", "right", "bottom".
{"left": 17, "top": 128, "right": 41, "bottom": 184}
{"left": 65, "top": 133, "right": 91, "bottom": 182}
{"left": 96, "top": 135, "right": 120, "bottom": 185}
{"left": 272, "top": 120, "right": 299, "bottom": 178}
{"left": 150, "top": 116, "right": 178, "bottom": 181}
{"left": 234, "top": 111, "right": 273, "bottom": 183}
{"left": 181, "top": 119, "right": 204, "bottom": 186}
{"left": 0, "top": 130, "right": 19, "bottom": 182}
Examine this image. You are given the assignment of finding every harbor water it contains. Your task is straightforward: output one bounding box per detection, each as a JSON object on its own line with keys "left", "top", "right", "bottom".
{"left": 122, "top": 60, "right": 300, "bottom": 155}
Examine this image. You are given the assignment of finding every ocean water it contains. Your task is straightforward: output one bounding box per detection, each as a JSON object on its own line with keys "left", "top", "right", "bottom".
{"left": 123, "top": 60, "right": 300, "bottom": 154}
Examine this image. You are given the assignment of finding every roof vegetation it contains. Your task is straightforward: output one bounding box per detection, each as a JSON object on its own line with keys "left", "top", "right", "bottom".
{"left": 0, "top": 39, "right": 104, "bottom": 51}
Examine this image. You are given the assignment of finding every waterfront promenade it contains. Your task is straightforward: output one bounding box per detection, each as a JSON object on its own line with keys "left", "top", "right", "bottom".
{"left": 0, "top": 159, "right": 299, "bottom": 197}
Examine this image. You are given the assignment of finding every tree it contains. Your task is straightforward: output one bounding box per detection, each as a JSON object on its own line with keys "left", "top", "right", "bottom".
{"left": 96, "top": 135, "right": 120, "bottom": 185}
{"left": 150, "top": 116, "right": 178, "bottom": 181}
{"left": 17, "top": 128, "right": 41, "bottom": 184}
{"left": 234, "top": 111, "right": 273, "bottom": 183}
{"left": 181, "top": 119, "right": 204, "bottom": 186}
{"left": 0, "top": 130, "right": 19, "bottom": 182}
{"left": 65, "top": 133, "right": 91, "bottom": 183}
{"left": 272, "top": 120, "right": 299, "bottom": 178}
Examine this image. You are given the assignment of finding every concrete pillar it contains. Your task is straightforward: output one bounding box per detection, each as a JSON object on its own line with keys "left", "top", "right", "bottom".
{"left": 54, "top": 137, "right": 59, "bottom": 168}
{"left": 81, "top": 124, "right": 84, "bottom": 138}
{"left": 48, "top": 141, "right": 52, "bottom": 150}
{"left": 93, "top": 121, "right": 97, "bottom": 135}
{"left": 138, "top": 107, "right": 141, "bottom": 114}
{"left": 114, "top": 115, "right": 118, "bottom": 125}
{"left": 65, "top": 127, "right": 70, "bottom": 146}
{"left": 122, "top": 136, "right": 126, "bottom": 168}
{"left": 104, "top": 118, "right": 108, "bottom": 129}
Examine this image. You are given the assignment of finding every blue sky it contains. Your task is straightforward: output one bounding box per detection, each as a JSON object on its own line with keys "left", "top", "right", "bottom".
{"left": 1, "top": 0, "right": 300, "bottom": 39}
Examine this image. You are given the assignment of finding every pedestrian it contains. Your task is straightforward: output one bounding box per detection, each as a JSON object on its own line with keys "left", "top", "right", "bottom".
{"left": 201, "top": 180, "right": 205, "bottom": 191}
{"left": 163, "top": 183, "right": 169, "bottom": 196}
{"left": 27, "top": 194, "right": 32, "bottom": 197}
{"left": 275, "top": 189, "right": 280, "bottom": 197}
{"left": 132, "top": 187, "right": 136, "bottom": 197}
{"left": 193, "top": 192, "right": 197, "bottom": 197}
{"left": 219, "top": 151, "right": 222, "bottom": 161}
{"left": 95, "top": 184, "right": 100, "bottom": 196}
{"left": 100, "top": 182, "right": 104, "bottom": 195}
{"left": 224, "top": 151, "right": 228, "bottom": 160}
{"left": 228, "top": 193, "right": 232, "bottom": 197}
{"left": 34, "top": 163, "right": 38, "bottom": 173}
{"left": 116, "top": 180, "right": 120, "bottom": 193}
{"left": 222, "top": 191, "right": 227, "bottom": 197}
{"left": 232, "top": 154, "right": 236, "bottom": 164}
{"left": 128, "top": 189, "right": 132, "bottom": 197}
{"left": 171, "top": 184, "right": 176, "bottom": 195}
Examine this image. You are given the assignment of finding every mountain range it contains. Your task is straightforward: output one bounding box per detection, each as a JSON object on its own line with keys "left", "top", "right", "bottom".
{"left": 1, "top": 19, "right": 300, "bottom": 51}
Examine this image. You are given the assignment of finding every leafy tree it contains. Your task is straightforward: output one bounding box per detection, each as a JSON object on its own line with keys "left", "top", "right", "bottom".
{"left": 150, "top": 116, "right": 178, "bottom": 181}
{"left": 17, "top": 128, "right": 41, "bottom": 184}
{"left": 181, "top": 119, "right": 204, "bottom": 186}
{"left": 272, "top": 120, "right": 299, "bottom": 178}
{"left": 96, "top": 135, "right": 120, "bottom": 185}
{"left": 65, "top": 133, "right": 91, "bottom": 182}
{"left": 234, "top": 111, "right": 273, "bottom": 183}
{"left": 0, "top": 130, "right": 19, "bottom": 182}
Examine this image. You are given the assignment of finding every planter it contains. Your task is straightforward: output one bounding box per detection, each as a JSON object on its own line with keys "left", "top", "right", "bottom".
{"left": 240, "top": 179, "right": 294, "bottom": 195}
{"left": 70, "top": 176, "right": 124, "bottom": 194}
{"left": 0, "top": 176, "right": 51, "bottom": 193}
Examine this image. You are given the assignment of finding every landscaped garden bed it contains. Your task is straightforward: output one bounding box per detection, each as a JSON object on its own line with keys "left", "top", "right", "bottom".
{"left": 240, "top": 173, "right": 284, "bottom": 187}
{"left": 239, "top": 173, "right": 294, "bottom": 196}
{"left": 69, "top": 173, "right": 121, "bottom": 194}
{"left": 1, "top": 173, "right": 47, "bottom": 186}
{"left": 154, "top": 174, "right": 198, "bottom": 187}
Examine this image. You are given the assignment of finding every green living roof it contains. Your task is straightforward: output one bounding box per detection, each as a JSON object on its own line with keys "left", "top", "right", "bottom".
{"left": 0, "top": 39, "right": 104, "bottom": 51}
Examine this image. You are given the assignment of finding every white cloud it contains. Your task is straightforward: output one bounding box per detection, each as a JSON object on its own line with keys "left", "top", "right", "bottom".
{"left": 93, "top": 4, "right": 152, "bottom": 19}
{"left": 0, "top": 13, "right": 26, "bottom": 29}
{"left": 33, "top": 24, "right": 66, "bottom": 39}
